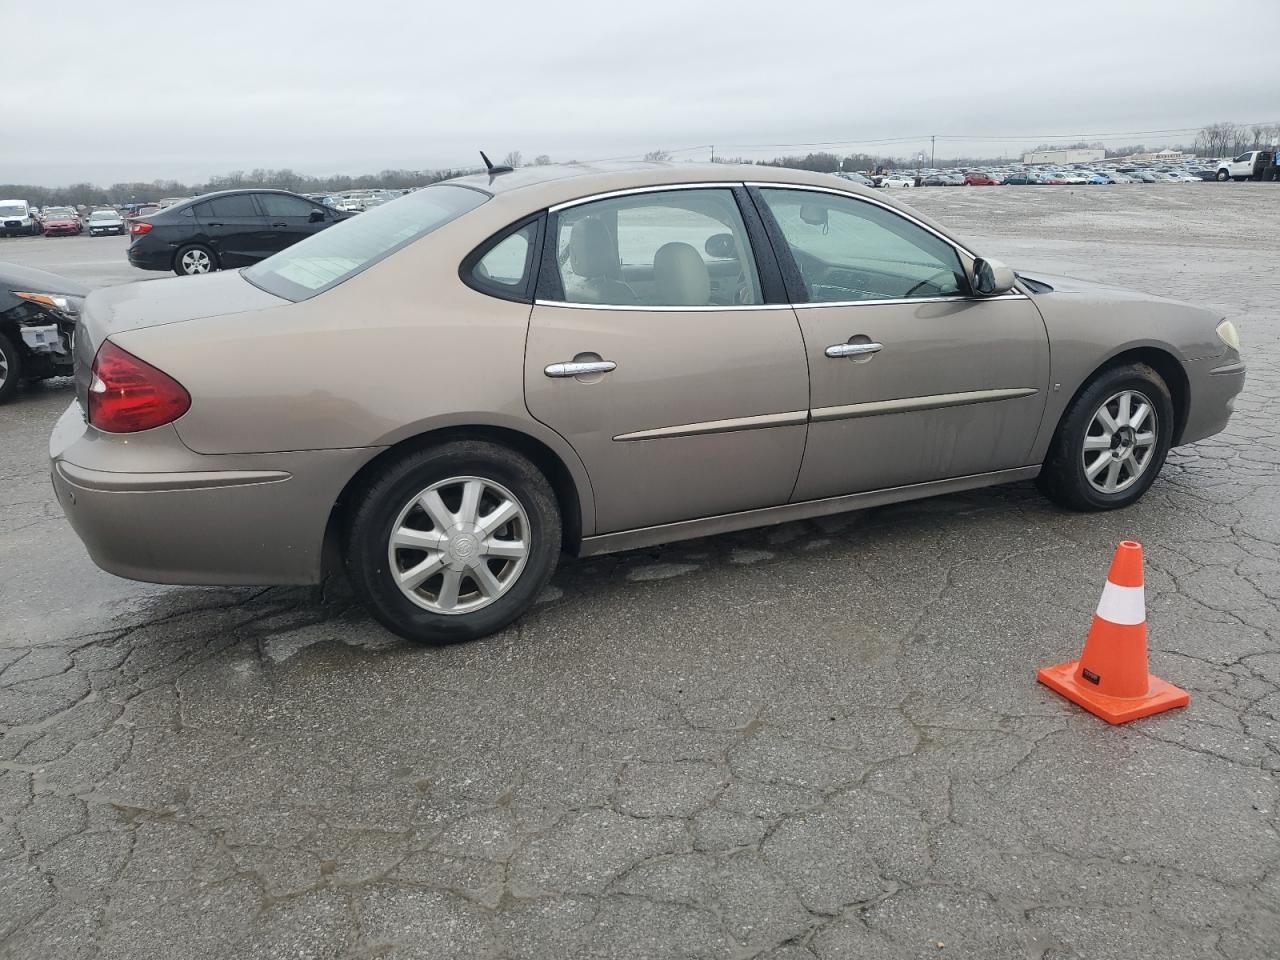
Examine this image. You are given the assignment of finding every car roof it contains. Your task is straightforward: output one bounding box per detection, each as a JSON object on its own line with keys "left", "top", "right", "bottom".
{"left": 444, "top": 161, "right": 884, "bottom": 208}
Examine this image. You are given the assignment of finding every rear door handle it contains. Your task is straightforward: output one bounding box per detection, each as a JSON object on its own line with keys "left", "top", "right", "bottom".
{"left": 826, "top": 341, "right": 883, "bottom": 358}
{"left": 271, "top": 221, "right": 288, "bottom": 227}
{"left": 544, "top": 360, "right": 617, "bottom": 378}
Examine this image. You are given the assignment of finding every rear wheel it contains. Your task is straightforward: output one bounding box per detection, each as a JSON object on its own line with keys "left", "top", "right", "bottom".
{"left": 174, "top": 244, "right": 216, "bottom": 276}
{"left": 345, "top": 440, "right": 562, "bottom": 644}
{"left": 0, "top": 333, "right": 22, "bottom": 404}
{"left": 1037, "top": 363, "right": 1174, "bottom": 511}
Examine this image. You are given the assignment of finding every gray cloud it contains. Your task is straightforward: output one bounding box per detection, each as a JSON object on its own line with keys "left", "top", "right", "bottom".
{"left": 4, "top": 0, "right": 1278, "bottom": 185}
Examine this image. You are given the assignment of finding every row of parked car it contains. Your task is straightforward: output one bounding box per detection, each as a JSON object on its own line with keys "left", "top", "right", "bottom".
{"left": 1, "top": 186, "right": 418, "bottom": 244}
{"left": 849, "top": 154, "right": 1278, "bottom": 188}
{"left": 0, "top": 201, "right": 129, "bottom": 238}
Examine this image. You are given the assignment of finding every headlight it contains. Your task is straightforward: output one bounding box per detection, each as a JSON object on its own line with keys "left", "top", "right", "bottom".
{"left": 14, "top": 291, "right": 85, "bottom": 318}
{"left": 1215, "top": 319, "right": 1241, "bottom": 351}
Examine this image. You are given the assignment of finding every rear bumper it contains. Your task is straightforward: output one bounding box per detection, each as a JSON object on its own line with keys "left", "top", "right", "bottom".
{"left": 126, "top": 242, "right": 172, "bottom": 271}
{"left": 49, "top": 401, "right": 378, "bottom": 585}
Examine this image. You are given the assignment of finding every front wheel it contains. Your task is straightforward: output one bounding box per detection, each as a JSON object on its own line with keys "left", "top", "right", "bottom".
{"left": 174, "top": 244, "right": 217, "bottom": 276}
{"left": 1037, "top": 363, "right": 1174, "bottom": 511}
{"left": 0, "top": 332, "right": 22, "bottom": 404}
{"left": 345, "top": 440, "right": 562, "bottom": 644}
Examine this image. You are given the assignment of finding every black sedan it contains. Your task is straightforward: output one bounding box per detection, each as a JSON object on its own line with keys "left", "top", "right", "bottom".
{"left": 0, "top": 263, "right": 87, "bottom": 403}
{"left": 127, "top": 189, "right": 352, "bottom": 277}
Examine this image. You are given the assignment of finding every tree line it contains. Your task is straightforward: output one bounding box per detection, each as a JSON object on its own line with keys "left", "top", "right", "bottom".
{"left": 0, "top": 166, "right": 479, "bottom": 210}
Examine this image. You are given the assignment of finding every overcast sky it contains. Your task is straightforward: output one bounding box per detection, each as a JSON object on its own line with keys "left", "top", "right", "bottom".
{"left": 5, "top": 0, "right": 1278, "bottom": 186}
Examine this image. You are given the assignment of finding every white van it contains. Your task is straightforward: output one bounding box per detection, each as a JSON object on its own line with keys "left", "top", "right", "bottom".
{"left": 0, "top": 199, "right": 41, "bottom": 237}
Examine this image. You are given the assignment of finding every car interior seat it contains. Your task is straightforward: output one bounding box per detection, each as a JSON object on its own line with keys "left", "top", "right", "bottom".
{"left": 567, "top": 217, "right": 637, "bottom": 304}
{"left": 652, "top": 242, "right": 711, "bottom": 306}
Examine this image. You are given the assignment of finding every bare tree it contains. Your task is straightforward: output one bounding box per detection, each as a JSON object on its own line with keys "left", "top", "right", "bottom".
{"left": 502, "top": 150, "right": 523, "bottom": 169}
{"left": 532, "top": 154, "right": 552, "bottom": 166}
{"left": 643, "top": 149, "right": 671, "bottom": 161}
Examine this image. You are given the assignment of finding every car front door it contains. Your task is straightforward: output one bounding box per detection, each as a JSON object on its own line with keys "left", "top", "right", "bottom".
{"left": 192, "top": 193, "right": 272, "bottom": 266}
{"left": 256, "top": 192, "right": 333, "bottom": 253}
{"left": 751, "top": 185, "right": 1050, "bottom": 502}
{"left": 523, "top": 185, "right": 810, "bottom": 535}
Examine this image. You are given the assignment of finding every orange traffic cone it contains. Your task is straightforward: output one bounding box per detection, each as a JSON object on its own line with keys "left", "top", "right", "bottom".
{"left": 1038, "top": 541, "right": 1189, "bottom": 724}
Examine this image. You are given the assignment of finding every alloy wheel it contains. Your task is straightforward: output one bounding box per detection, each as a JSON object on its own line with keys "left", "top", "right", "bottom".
{"left": 386, "top": 476, "right": 531, "bottom": 615}
{"left": 180, "top": 249, "right": 212, "bottom": 274}
{"left": 0, "top": 346, "right": 8, "bottom": 390}
{"left": 1082, "top": 390, "right": 1158, "bottom": 494}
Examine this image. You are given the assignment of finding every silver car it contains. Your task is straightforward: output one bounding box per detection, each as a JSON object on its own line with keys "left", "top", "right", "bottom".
{"left": 87, "top": 209, "right": 126, "bottom": 236}
{"left": 51, "top": 162, "right": 1245, "bottom": 643}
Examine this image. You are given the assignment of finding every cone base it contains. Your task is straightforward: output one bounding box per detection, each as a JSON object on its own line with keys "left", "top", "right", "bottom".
{"left": 1037, "top": 660, "right": 1190, "bottom": 725}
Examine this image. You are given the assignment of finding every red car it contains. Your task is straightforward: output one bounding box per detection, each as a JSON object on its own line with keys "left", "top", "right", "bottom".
{"left": 964, "top": 172, "right": 999, "bottom": 186}
{"left": 42, "top": 213, "right": 82, "bottom": 237}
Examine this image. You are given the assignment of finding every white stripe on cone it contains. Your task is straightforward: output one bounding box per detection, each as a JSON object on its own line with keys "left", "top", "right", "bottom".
{"left": 1096, "top": 581, "right": 1146, "bottom": 626}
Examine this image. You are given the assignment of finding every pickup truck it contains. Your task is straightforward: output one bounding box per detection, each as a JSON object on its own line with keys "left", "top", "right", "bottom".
{"left": 1216, "top": 150, "right": 1279, "bottom": 181}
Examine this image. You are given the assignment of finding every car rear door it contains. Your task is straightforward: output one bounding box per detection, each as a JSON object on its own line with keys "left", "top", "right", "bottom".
{"left": 256, "top": 192, "right": 333, "bottom": 253}
{"left": 192, "top": 193, "right": 273, "bottom": 266}
{"left": 751, "top": 184, "right": 1049, "bottom": 501}
{"left": 523, "top": 185, "right": 810, "bottom": 535}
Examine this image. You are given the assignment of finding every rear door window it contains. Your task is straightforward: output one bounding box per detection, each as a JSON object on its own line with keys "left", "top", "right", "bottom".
{"left": 194, "top": 194, "right": 261, "bottom": 219}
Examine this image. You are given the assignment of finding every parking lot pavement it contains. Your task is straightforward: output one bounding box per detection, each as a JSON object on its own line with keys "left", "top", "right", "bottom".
{"left": 1, "top": 185, "right": 1278, "bottom": 959}
{"left": 0, "top": 233, "right": 144, "bottom": 288}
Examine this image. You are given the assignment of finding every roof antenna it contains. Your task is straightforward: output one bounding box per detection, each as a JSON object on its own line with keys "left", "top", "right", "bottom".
{"left": 480, "top": 151, "right": 514, "bottom": 177}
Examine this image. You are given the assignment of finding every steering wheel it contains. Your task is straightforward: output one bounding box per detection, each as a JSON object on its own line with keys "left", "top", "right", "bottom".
{"left": 903, "top": 269, "right": 956, "bottom": 299}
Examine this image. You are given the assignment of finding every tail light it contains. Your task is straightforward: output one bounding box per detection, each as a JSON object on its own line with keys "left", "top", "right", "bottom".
{"left": 88, "top": 341, "right": 190, "bottom": 433}
{"left": 129, "top": 221, "right": 152, "bottom": 236}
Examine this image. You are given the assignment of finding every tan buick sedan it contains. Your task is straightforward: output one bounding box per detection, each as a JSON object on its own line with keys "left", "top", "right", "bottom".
{"left": 52, "top": 162, "right": 1245, "bottom": 643}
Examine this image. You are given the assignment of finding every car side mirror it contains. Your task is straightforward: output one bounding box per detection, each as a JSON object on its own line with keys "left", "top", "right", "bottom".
{"left": 309, "top": 209, "right": 325, "bottom": 222}
{"left": 799, "top": 204, "right": 828, "bottom": 228}
{"left": 704, "top": 233, "right": 736, "bottom": 259}
{"left": 972, "top": 257, "right": 1016, "bottom": 297}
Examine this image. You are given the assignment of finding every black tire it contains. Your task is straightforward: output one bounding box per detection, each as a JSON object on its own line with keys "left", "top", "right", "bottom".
{"left": 173, "top": 243, "right": 217, "bottom": 277}
{"left": 1216, "top": 170, "right": 1230, "bottom": 181}
{"left": 1036, "top": 362, "right": 1175, "bottom": 512}
{"left": 0, "top": 332, "right": 22, "bottom": 404}
{"left": 344, "top": 440, "right": 562, "bottom": 645}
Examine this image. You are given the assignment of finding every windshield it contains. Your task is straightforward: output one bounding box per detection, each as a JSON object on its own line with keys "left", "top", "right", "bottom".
{"left": 0, "top": 204, "right": 26, "bottom": 217}
{"left": 244, "top": 183, "right": 487, "bottom": 302}
{"left": 90, "top": 211, "right": 117, "bottom": 220}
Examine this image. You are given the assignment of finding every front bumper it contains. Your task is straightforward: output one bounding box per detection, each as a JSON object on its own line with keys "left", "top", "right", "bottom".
{"left": 1178, "top": 354, "right": 1245, "bottom": 445}
{"left": 49, "top": 401, "right": 378, "bottom": 585}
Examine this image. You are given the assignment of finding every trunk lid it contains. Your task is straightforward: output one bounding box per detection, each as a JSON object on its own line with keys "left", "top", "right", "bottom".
{"left": 75, "top": 270, "right": 286, "bottom": 408}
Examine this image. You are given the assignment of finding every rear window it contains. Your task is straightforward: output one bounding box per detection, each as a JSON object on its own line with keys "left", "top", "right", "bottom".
{"left": 194, "top": 194, "right": 259, "bottom": 218}
{"left": 243, "top": 184, "right": 487, "bottom": 301}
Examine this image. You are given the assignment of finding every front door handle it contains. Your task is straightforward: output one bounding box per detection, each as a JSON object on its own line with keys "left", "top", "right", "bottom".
{"left": 544, "top": 360, "right": 617, "bottom": 378}
{"left": 825, "top": 341, "right": 883, "bottom": 359}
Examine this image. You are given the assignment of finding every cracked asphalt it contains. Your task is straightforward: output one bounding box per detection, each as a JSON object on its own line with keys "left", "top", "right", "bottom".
{"left": 2, "top": 185, "right": 1278, "bottom": 959}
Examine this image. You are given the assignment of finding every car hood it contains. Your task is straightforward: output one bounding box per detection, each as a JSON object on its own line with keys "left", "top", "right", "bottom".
{"left": 1022, "top": 272, "right": 1224, "bottom": 360}
{"left": 74, "top": 270, "right": 287, "bottom": 407}
{"left": 0, "top": 261, "right": 90, "bottom": 298}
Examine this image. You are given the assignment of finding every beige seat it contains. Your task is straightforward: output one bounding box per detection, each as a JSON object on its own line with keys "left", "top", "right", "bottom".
{"left": 653, "top": 242, "right": 711, "bottom": 306}
{"left": 567, "top": 217, "right": 637, "bottom": 304}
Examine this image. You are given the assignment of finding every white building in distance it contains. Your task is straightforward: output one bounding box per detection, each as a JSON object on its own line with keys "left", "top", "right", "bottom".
{"left": 1022, "top": 148, "right": 1106, "bottom": 165}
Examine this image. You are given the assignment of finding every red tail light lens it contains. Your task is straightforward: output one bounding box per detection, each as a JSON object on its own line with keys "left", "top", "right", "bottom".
{"left": 88, "top": 341, "right": 191, "bottom": 433}
{"left": 129, "top": 221, "right": 152, "bottom": 236}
